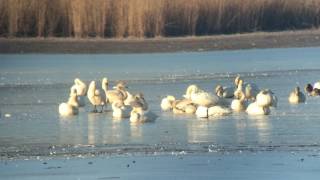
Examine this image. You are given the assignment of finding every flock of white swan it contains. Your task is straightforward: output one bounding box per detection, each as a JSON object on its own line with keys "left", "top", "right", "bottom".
{"left": 59, "top": 75, "right": 316, "bottom": 122}
{"left": 59, "top": 78, "right": 155, "bottom": 123}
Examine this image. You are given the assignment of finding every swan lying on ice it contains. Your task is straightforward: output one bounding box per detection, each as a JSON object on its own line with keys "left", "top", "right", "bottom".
{"left": 160, "top": 95, "right": 176, "bottom": 111}
{"left": 130, "top": 93, "right": 157, "bottom": 123}
{"left": 196, "top": 105, "right": 232, "bottom": 118}
{"left": 215, "top": 85, "right": 234, "bottom": 98}
{"left": 184, "top": 85, "right": 219, "bottom": 107}
{"left": 59, "top": 89, "right": 79, "bottom": 116}
{"left": 112, "top": 100, "right": 131, "bottom": 118}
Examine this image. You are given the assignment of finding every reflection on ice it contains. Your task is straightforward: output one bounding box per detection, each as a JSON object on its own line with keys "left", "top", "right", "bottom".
{"left": 248, "top": 115, "right": 271, "bottom": 143}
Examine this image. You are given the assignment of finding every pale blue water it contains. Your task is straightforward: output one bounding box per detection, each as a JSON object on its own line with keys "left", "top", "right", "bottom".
{"left": 1, "top": 47, "right": 320, "bottom": 157}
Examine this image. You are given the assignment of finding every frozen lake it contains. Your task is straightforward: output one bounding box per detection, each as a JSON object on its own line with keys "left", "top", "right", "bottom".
{"left": 1, "top": 47, "right": 320, "bottom": 158}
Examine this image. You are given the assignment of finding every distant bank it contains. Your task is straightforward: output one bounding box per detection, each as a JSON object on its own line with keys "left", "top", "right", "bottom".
{"left": 1, "top": 30, "right": 320, "bottom": 54}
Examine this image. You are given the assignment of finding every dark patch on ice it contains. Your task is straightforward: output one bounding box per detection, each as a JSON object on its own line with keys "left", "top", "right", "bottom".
{"left": 271, "top": 163, "right": 285, "bottom": 166}
{"left": 45, "top": 166, "right": 62, "bottom": 169}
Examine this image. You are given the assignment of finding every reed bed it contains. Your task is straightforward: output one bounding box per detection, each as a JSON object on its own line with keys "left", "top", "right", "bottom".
{"left": 0, "top": 0, "right": 320, "bottom": 38}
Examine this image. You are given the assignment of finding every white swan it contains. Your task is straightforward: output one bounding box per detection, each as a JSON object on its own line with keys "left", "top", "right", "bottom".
{"left": 160, "top": 95, "right": 176, "bottom": 111}
{"left": 313, "top": 81, "right": 320, "bottom": 90}
{"left": 112, "top": 100, "right": 131, "bottom": 118}
{"left": 183, "top": 84, "right": 202, "bottom": 99}
{"left": 231, "top": 94, "right": 246, "bottom": 112}
{"left": 234, "top": 79, "right": 244, "bottom": 99}
{"left": 215, "top": 85, "right": 234, "bottom": 98}
{"left": 235, "top": 76, "right": 259, "bottom": 101}
{"left": 70, "top": 85, "right": 85, "bottom": 107}
{"left": 172, "top": 98, "right": 197, "bottom": 114}
{"left": 208, "top": 105, "right": 232, "bottom": 117}
{"left": 184, "top": 85, "right": 219, "bottom": 107}
{"left": 130, "top": 108, "right": 157, "bottom": 124}
{"left": 245, "top": 83, "right": 259, "bottom": 101}
{"left": 246, "top": 102, "right": 270, "bottom": 115}
{"left": 74, "top": 78, "right": 87, "bottom": 96}
{"left": 288, "top": 87, "right": 306, "bottom": 104}
{"left": 87, "top": 81, "right": 105, "bottom": 113}
{"left": 58, "top": 89, "right": 79, "bottom": 116}
{"left": 256, "top": 89, "right": 277, "bottom": 108}
{"left": 129, "top": 93, "right": 157, "bottom": 123}
{"left": 102, "top": 78, "right": 130, "bottom": 105}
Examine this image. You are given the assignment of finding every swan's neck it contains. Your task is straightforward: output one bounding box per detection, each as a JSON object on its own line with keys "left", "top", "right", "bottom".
{"left": 68, "top": 94, "right": 78, "bottom": 106}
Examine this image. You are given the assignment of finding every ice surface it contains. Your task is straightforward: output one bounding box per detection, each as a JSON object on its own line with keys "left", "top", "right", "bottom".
{"left": 1, "top": 47, "right": 320, "bottom": 158}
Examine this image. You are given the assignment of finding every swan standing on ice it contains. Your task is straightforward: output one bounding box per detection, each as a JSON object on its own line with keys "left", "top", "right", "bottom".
{"left": 102, "top": 78, "right": 133, "bottom": 106}
{"left": 71, "top": 78, "right": 87, "bottom": 107}
{"left": 288, "top": 87, "right": 306, "bottom": 104}
{"left": 59, "top": 89, "right": 79, "bottom": 116}
{"left": 87, "top": 81, "right": 105, "bottom": 113}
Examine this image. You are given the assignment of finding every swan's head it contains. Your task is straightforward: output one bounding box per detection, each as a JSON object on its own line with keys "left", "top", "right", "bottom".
{"left": 89, "top": 81, "right": 96, "bottom": 89}
{"left": 260, "top": 89, "right": 269, "bottom": 95}
{"left": 305, "top": 83, "right": 313, "bottom": 93}
{"left": 74, "top": 78, "right": 80, "bottom": 84}
{"left": 135, "top": 93, "right": 144, "bottom": 99}
{"left": 102, "top": 77, "right": 108, "bottom": 90}
{"left": 215, "top": 85, "right": 223, "bottom": 95}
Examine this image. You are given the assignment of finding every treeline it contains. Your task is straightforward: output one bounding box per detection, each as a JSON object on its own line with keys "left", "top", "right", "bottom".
{"left": 0, "top": 0, "right": 320, "bottom": 38}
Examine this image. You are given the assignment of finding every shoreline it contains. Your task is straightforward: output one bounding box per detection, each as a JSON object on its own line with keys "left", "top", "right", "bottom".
{"left": 1, "top": 29, "right": 320, "bottom": 54}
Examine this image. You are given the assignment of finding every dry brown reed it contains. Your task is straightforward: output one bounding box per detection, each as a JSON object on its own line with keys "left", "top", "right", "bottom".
{"left": 1, "top": 0, "right": 320, "bottom": 38}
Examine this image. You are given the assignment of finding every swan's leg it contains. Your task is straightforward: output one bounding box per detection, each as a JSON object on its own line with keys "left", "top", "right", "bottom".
{"left": 99, "top": 105, "right": 104, "bottom": 113}
{"left": 92, "top": 105, "right": 97, "bottom": 113}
